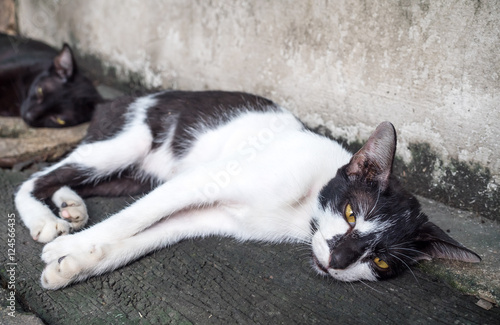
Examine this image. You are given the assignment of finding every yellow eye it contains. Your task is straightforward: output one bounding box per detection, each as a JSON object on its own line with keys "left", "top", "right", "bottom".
{"left": 36, "top": 87, "right": 43, "bottom": 97}
{"left": 374, "top": 257, "right": 389, "bottom": 269}
{"left": 56, "top": 117, "right": 66, "bottom": 125}
{"left": 344, "top": 203, "right": 356, "bottom": 225}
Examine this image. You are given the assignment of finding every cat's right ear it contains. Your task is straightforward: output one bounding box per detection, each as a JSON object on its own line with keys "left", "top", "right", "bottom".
{"left": 53, "top": 44, "right": 75, "bottom": 82}
{"left": 345, "top": 121, "right": 396, "bottom": 191}
{"left": 414, "top": 221, "right": 481, "bottom": 263}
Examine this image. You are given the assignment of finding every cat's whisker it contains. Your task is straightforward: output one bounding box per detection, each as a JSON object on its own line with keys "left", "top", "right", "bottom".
{"left": 346, "top": 279, "right": 358, "bottom": 294}
{"left": 390, "top": 247, "right": 431, "bottom": 259}
{"left": 292, "top": 246, "right": 310, "bottom": 255}
{"left": 358, "top": 279, "right": 384, "bottom": 294}
{"left": 388, "top": 241, "right": 413, "bottom": 248}
{"left": 296, "top": 251, "right": 314, "bottom": 261}
{"left": 389, "top": 253, "right": 420, "bottom": 285}
{"left": 367, "top": 191, "right": 381, "bottom": 217}
{"left": 388, "top": 241, "right": 421, "bottom": 251}
{"left": 391, "top": 250, "right": 422, "bottom": 266}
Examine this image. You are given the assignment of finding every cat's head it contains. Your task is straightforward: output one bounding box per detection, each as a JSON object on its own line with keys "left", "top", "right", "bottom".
{"left": 20, "top": 44, "right": 101, "bottom": 128}
{"left": 311, "top": 122, "right": 480, "bottom": 281}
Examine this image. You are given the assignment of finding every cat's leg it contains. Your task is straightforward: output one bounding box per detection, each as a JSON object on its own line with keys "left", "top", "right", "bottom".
{"left": 15, "top": 164, "right": 91, "bottom": 242}
{"left": 17, "top": 169, "right": 154, "bottom": 243}
{"left": 16, "top": 127, "right": 153, "bottom": 242}
{"left": 40, "top": 207, "right": 237, "bottom": 289}
{"left": 38, "top": 161, "right": 245, "bottom": 287}
{"left": 43, "top": 161, "right": 232, "bottom": 244}
{"left": 50, "top": 174, "right": 154, "bottom": 226}
{"left": 50, "top": 174, "right": 153, "bottom": 231}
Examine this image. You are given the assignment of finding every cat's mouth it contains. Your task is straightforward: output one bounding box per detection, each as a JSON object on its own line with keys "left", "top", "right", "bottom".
{"left": 312, "top": 254, "right": 329, "bottom": 274}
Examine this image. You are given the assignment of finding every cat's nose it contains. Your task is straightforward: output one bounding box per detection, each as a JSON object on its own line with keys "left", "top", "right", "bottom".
{"left": 23, "top": 110, "right": 35, "bottom": 123}
{"left": 329, "top": 248, "right": 359, "bottom": 270}
{"left": 328, "top": 233, "right": 375, "bottom": 269}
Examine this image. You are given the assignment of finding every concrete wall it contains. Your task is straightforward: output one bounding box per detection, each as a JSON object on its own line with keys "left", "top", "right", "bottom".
{"left": 16, "top": 0, "right": 500, "bottom": 220}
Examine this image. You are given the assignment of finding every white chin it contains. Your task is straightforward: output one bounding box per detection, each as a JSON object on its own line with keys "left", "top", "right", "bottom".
{"left": 327, "top": 264, "right": 378, "bottom": 282}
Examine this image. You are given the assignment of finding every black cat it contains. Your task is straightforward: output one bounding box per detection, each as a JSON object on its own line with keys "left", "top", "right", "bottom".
{"left": 0, "top": 33, "right": 102, "bottom": 127}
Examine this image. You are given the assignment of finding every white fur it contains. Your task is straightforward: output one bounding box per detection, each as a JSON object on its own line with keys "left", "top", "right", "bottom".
{"left": 15, "top": 179, "right": 71, "bottom": 242}
{"left": 16, "top": 95, "right": 366, "bottom": 289}
{"left": 327, "top": 261, "right": 377, "bottom": 282}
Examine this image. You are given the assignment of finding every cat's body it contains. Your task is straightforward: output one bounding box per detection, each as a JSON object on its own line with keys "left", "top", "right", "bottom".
{"left": 0, "top": 33, "right": 102, "bottom": 127}
{"left": 15, "top": 90, "right": 480, "bottom": 289}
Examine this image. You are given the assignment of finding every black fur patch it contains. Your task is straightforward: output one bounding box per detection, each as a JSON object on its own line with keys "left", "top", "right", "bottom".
{"left": 146, "top": 91, "right": 277, "bottom": 156}
{"left": 33, "top": 164, "right": 91, "bottom": 201}
{"left": 33, "top": 163, "right": 154, "bottom": 203}
{"left": 73, "top": 169, "right": 154, "bottom": 198}
{"left": 84, "top": 96, "right": 135, "bottom": 143}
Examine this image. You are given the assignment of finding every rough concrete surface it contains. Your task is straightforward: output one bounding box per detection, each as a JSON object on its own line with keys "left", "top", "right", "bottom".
{"left": 15, "top": 0, "right": 500, "bottom": 221}
{"left": 1, "top": 168, "right": 499, "bottom": 324}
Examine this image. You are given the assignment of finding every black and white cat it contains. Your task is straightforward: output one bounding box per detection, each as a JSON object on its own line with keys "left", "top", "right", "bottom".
{"left": 0, "top": 33, "right": 102, "bottom": 127}
{"left": 15, "top": 90, "right": 480, "bottom": 290}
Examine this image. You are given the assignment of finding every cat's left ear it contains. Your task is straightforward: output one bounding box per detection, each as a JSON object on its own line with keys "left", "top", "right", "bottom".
{"left": 414, "top": 221, "right": 481, "bottom": 263}
{"left": 346, "top": 121, "right": 396, "bottom": 190}
{"left": 53, "top": 43, "right": 75, "bottom": 82}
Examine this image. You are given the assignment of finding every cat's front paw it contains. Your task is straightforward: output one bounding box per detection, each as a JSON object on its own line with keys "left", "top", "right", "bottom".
{"left": 41, "top": 238, "right": 105, "bottom": 290}
{"left": 41, "top": 234, "right": 84, "bottom": 263}
{"left": 41, "top": 250, "right": 104, "bottom": 290}
{"left": 30, "top": 218, "right": 70, "bottom": 243}
{"left": 52, "top": 187, "right": 88, "bottom": 230}
{"left": 41, "top": 254, "right": 84, "bottom": 289}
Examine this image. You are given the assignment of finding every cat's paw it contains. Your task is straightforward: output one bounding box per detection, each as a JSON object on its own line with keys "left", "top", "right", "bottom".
{"left": 41, "top": 254, "right": 84, "bottom": 289}
{"left": 52, "top": 186, "right": 88, "bottom": 230}
{"left": 59, "top": 203, "right": 88, "bottom": 230}
{"left": 41, "top": 240, "right": 105, "bottom": 289}
{"left": 41, "top": 234, "right": 83, "bottom": 263}
{"left": 41, "top": 234, "right": 105, "bottom": 261}
{"left": 41, "top": 249, "right": 102, "bottom": 290}
{"left": 30, "top": 218, "right": 70, "bottom": 243}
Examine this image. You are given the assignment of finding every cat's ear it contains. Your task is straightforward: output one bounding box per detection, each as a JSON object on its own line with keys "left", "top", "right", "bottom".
{"left": 414, "top": 221, "right": 481, "bottom": 263}
{"left": 53, "top": 44, "right": 75, "bottom": 81}
{"left": 346, "top": 121, "right": 396, "bottom": 190}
